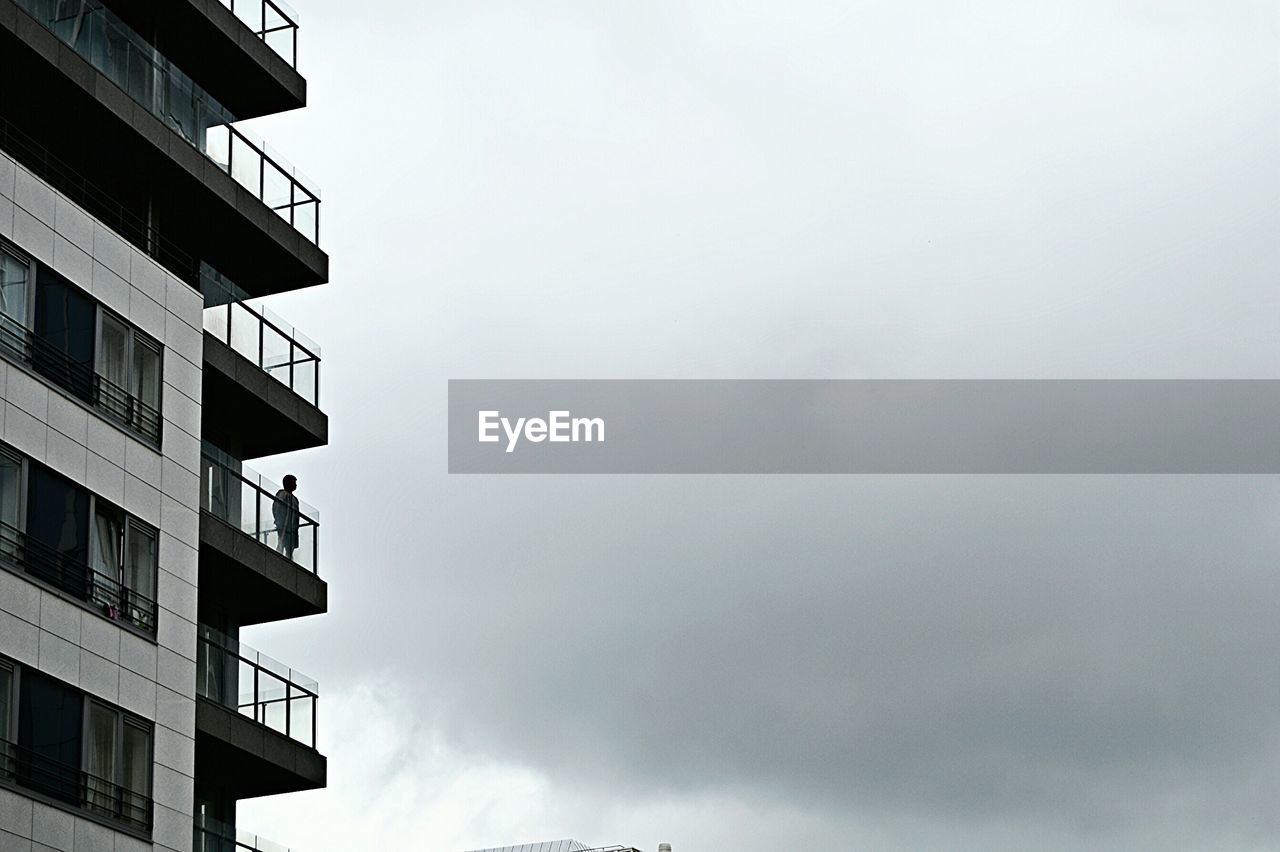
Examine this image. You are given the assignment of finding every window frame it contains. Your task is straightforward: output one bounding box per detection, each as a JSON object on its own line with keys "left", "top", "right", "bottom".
{"left": 0, "top": 446, "right": 27, "bottom": 559}
{"left": 0, "top": 657, "right": 153, "bottom": 835}
{"left": 0, "top": 236, "right": 164, "bottom": 447}
{"left": 0, "top": 657, "right": 15, "bottom": 748}
{"left": 0, "top": 444, "right": 159, "bottom": 636}
{"left": 87, "top": 491, "right": 159, "bottom": 632}
{"left": 0, "top": 239, "right": 35, "bottom": 331}
{"left": 94, "top": 306, "right": 164, "bottom": 439}
{"left": 81, "top": 697, "right": 154, "bottom": 826}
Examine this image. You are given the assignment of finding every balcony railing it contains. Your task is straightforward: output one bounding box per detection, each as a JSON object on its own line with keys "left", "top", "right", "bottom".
{"left": 201, "top": 266, "right": 321, "bottom": 406}
{"left": 0, "top": 737, "right": 152, "bottom": 832}
{"left": 199, "top": 446, "right": 320, "bottom": 574}
{"left": 0, "top": 115, "right": 200, "bottom": 285}
{"left": 219, "top": 0, "right": 300, "bottom": 69}
{"left": 195, "top": 813, "right": 299, "bottom": 852}
{"left": 196, "top": 625, "right": 319, "bottom": 749}
{"left": 16, "top": 0, "right": 321, "bottom": 244}
{"left": 0, "top": 313, "right": 161, "bottom": 445}
{"left": 0, "top": 520, "right": 158, "bottom": 633}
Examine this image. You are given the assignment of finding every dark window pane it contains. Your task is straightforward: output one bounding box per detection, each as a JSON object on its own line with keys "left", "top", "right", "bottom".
{"left": 17, "top": 671, "right": 82, "bottom": 806}
{"left": 0, "top": 452, "right": 20, "bottom": 563}
{"left": 124, "top": 522, "right": 157, "bottom": 629}
{"left": 33, "top": 266, "right": 95, "bottom": 402}
{"left": 26, "top": 465, "right": 89, "bottom": 599}
{"left": 121, "top": 719, "right": 150, "bottom": 828}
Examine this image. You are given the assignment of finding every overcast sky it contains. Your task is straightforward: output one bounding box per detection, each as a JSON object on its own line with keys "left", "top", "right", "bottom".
{"left": 233, "top": 2, "right": 1279, "bottom": 849}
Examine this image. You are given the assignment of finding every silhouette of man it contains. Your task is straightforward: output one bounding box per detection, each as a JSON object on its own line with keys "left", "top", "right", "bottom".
{"left": 273, "top": 474, "right": 300, "bottom": 560}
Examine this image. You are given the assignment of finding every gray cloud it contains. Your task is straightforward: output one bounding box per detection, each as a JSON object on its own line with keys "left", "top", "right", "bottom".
{"left": 235, "top": 1, "right": 1280, "bottom": 849}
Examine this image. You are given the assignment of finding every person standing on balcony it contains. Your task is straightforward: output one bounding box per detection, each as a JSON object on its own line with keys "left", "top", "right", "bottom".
{"left": 273, "top": 475, "right": 300, "bottom": 560}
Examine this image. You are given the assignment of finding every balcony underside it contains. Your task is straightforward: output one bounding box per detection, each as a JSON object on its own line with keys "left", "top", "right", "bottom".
{"left": 0, "top": 3, "right": 327, "bottom": 296}
{"left": 203, "top": 334, "right": 327, "bottom": 460}
{"left": 199, "top": 512, "right": 327, "bottom": 627}
{"left": 195, "top": 698, "right": 326, "bottom": 798}
{"left": 99, "top": 0, "right": 305, "bottom": 119}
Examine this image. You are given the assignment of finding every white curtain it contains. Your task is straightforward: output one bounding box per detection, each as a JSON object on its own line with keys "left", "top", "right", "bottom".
{"left": 84, "top": 703, "right": 116, "bottom": 815}
{"left": 92, "top": 509, "right": 122, "bottom": 615}
{"left": 97, "top": 313, "right": 129, "bottom": 391}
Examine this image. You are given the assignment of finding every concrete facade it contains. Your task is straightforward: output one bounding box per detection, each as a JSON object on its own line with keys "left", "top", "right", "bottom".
{"left": 0, "top": 152, "right": 202, "bottom": 852}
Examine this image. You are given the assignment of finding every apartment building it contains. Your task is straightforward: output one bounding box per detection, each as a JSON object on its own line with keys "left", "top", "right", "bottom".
{"left": 0, "top": 0, "right": 329, "bottom": 850}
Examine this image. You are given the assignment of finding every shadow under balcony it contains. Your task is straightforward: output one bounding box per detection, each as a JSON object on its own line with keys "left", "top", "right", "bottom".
{"left": 202, "top": 270, "right": 327, "bottom": 460}
{"left": 195, "top": 626, "right": 325, "bottom": 798}
{"left": 199, "top": 449, "right": 325, "bottom": 627}
{"left": 104, "top": 0, "right": 306, "bottom": 119}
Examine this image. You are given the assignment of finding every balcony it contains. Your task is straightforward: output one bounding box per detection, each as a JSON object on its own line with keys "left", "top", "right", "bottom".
{"left": 195, "top": 813, "right": 299, "bottom": 852}
{"left": 15, "top": 0, "right": 320, "bottom": 244}
{"left": 201, "top": 267, "right": 327, "bottom": 459}
{"left": 198, "top": 448, "right": 325, "bottom": 626}
{"left": 0, "top": 311, "right": 161, "bottom": 447}
{"left": 0, "top": 737, "right": 152, "bottom": 834}
{"left": 195, "top": 626, "right": 325, "bottom": 797}
{"left": 0, "top": 519, "right": 157, "bottom": 635}
{"left": 0, "top": 0, "right": 328, "bottom": 293}
{"left": 220, "top": 0, "right": 299, "bottom": 69}
{"left": 86, "top": 0, "right": 305, "bottom": 119}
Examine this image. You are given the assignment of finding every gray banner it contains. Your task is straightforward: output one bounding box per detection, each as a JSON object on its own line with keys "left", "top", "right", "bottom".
{"left": 447, "top": 380, "right": 1280, "bottom": 473}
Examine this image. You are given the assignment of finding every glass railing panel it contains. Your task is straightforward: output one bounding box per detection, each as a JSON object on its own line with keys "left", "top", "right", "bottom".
{"left": 201, "top": 267, "right": 322, "bottom": 406}
{"left": 261, "top": 322, "right": 291, "bottom": 381}
{"left": 262, "top": 163, "right": 293, "bottom": 212}
{"left": 199, "top": 447, "right": 321, "bottom": 574}
{"left": 293, "top": 199, "right": 318, "bottom": 243}
{"left": 229, "top": 301, "right": 261, "bottom": 362}
{"left": 292, "top": 519, "right": 317, "bottom": 573}
{"left": 292, "top": 357, "right": 317, "bottom": 404}
{"left": 288, "top": 687, "right": 314, "bottom": 744}
{"left": 195, "top": 813, "right": 300, "bottom": 852}
{"left": 220, "top": 0, "right": 300, "bottom": 69}
{"left": 228, "top": 129, "right": 261, "bottom": 194}
{"left": 197, "top": 626, "right": 319, "bottom": 748}
{"left": 240, "top": 477, "right": 261, "bottom": 539}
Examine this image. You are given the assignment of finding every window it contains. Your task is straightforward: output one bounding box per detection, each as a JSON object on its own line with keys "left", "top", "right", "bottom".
{"left": 84, "top": 701, "right": 118, "bottom": 815}
{"left": 89, "top": 500, "right": 158, "bottom": 631}
{"left": 96, "top": 310, "right": 161, "bottom": 438}
{"left": 121, "top": 718, "right": 152, "bottom": 826}
{"left": 131, "top": 337, "right": 162, "bottom": 434}
{"left": 0, "top": 661, "right": 13, "bottom": 781}
{"left": 18, "top": 670, "right": 82, "bottom": 806}
{"left": 82, "top": 701, "right": 152, "bottom": 828}
{"left": 0, "top": 244, "right": 31, "bottom": 357}
{"left": 123, "top": 521, "right": 157, "bottom": 628}
{"left": 0, "top": 238, "right": 163, "bottom": 445}
{"left": 1, "top": 660, "right": 153, "bottom": 832}
{"left": 25, "top": 463, "right": 90, "bottom": 599}
{"left": 0, "top": 449, "right": 21, "bottom": 561}
{"left": 0, "top": 450, "right": 157, "bottom": 634}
